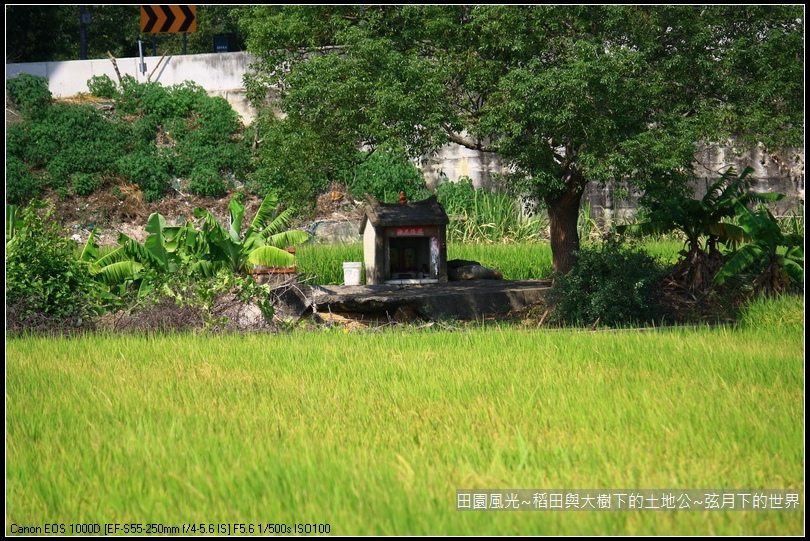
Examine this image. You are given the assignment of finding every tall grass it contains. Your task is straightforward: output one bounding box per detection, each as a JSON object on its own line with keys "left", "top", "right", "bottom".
{"left": 444, "top": 187, "right": 549, "bottom": 244}
{"left": 296, "top": 243, "right": 364, "bottom": 284}
{"left": 296, "top": 242, "right": 554, "bottom": 283}
{"left": 295, "top": 240, "right": 683, "bottom": 285}
{"left": 447, "top": 243, "right": 553, "bottom": 280}
{"left": 6, "top": 295, "right": 804, "bottom": 535}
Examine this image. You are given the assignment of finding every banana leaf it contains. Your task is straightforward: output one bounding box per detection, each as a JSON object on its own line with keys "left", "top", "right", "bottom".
{"left": 78, "top": 227, "right": 100, "bottom": 262}
{"left": 93, "top": 260, "right": 144, "bottom": 286}
{"left": 246, "top": 246, "right": 296, "bottom": 268}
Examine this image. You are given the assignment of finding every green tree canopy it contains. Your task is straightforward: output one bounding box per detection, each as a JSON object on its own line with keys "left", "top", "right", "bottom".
{"left": 240, "top": 5, "right": 804, "bottom": 273}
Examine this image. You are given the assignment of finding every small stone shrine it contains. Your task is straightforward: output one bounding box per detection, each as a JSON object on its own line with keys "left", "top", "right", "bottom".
{"left": 359, "top": 193, "right": 449, "bottom": 285}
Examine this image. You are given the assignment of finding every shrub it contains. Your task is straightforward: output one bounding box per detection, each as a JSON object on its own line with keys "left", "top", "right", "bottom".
{"left": 116, "top": 77, "right": 172, "bottom": 117}
{"left": 6, "top": 156, "right": 43, "bottom": 206}
{"left": 244, "top": 113, "right": 330, "bottom": 211}
{"left": 6, "top": 73, "right": 52, "bottom": 116}
{"left": 5, "top": 201, "right": 99, "bottom": 335}
{"left": 436, "top": 176, "right": 477, "bottom": 216}
{"left": 6, "top": 116, "right": 60, "bottom": 168}
{"left": 71, "top": 172, "right": 105, "bottom": 196}
{"left": 165, "top": 81, "right": 209, "bottom": 117}
{"left": 170, "top": 126, "right": 251, "bottom": 180}
{"left": 188, "top": 166, "right": 228, "bottom": 197}
{"left": 8, "top": 76, "right": 251, "bottom": 205}
{"left": 6, "top": 102, "right": 129, "bottom": 201}
{"left": 87, "top": 74, "right": 119, "bottom": 99}
{"left": 116, "top": 151, "right": 170, "bottom": 202}
{"left": 546, "top": 236, "right": 669, "bottom": 328}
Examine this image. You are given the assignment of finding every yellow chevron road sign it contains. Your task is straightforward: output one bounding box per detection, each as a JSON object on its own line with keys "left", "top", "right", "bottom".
{"left": 140, "top": 5, "right": 197, "bottom": 34}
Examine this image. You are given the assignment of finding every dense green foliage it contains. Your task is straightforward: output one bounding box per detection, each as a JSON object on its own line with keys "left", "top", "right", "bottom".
{"left": 4, "top": 190, "right": 312, "bottom": 335}
{"left": 239, "top": 5, "right": 803, "bottom": 274}
{"left": 244, "top": 111, "right": 332, "bottom": 208}
{"left": 545, "top": 237, "right": 669, "bottom": 328}
{"left": 5, "top": 72, "right": 54, "bottom": 114}
{"left": 189, "top": 192, "right": 310, "bottom": 275}
{"left": 5, "top": 201, "right": 99, "bottom": 334}
{"left": 4, "top": 8, "right": 804, "bottom": 335}
{"left": 2, "top": 192, "right": 800, "bottom": 333}
{"left": 5, "top": 155, "right": 43, "bottom": 206}
{"left": 337, "top": 147, "right": 431, "bottom": 203}
{"left": 80, "top": 190, "right": 308, "bottom": 298}
{"left": 715, "top": 204, "right": 804, "bottom": 297}
{"left": 618, "top": 167, "right": 804, "bottom": 299}
{"left": 6, "top": 74, "right": 252, "bottom": 204}
{"left": 246, "top": 115, "right": 432, "bottom": 212}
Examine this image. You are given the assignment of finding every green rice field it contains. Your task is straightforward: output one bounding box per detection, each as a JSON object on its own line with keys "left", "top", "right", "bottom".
{"left": 295, "top": 239, "right": 684, "bottom": 284}
{"left": 5, "top": 295, "right": 804, "bottom": 535}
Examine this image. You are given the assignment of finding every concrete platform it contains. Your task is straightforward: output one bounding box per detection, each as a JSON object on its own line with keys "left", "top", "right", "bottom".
{"left": 307, "top": 279, "right": 552, "bottom": 320}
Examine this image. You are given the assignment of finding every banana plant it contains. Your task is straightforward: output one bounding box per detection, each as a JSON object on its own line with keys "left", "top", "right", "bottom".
{"left": 6, "top": 204, "right": 22, "bottom": 243}
{"left": 76, "top": 191, "right": 310, "bottom": 300}
{"left": 619, "top": 167, "right": 782, "bottom": 251}
{"left": 162, "top": 220, "right": 220, "bottom": 278}
{"left": 81, "top": 212, "right": 188, "bottom": 299}
{"left": 192, "top": 191, "right": 310, "bottom": 274}
{"left": 78, "top": 227, "right": 147, "bottom": 298}
{"left": 617, "top": 166, "right": 785, "bottom": 291}
{"left": 714, "top": 202, "right": 804, "bottom": 296}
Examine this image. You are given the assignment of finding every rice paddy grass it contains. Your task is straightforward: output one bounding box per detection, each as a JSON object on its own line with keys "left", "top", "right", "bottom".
{"left": 6, "top": 294, "right": 804, "bottom": 535}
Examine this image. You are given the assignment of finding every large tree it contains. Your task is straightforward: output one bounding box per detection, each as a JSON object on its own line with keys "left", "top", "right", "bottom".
{"left": 240, "top": 5, "right": 803, "bottom": 274}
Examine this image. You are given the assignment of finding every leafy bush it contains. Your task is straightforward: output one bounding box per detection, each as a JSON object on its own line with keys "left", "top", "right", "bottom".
{"left": 115, "top": 77, "right": 172, "bottom": 118}
{"left": 714, "top": 203, "right": 804, "bottom": 297}
{"left": 116, "top": 81, "right": 251, "bottom": 195}
{"left": 436, "top": 176, "right": 477, "bottom": 216}
{"left": 162, "top": 81, "right": 210, "bottom": 118}
{"left": 87, "top": 74, "right": 119, "bottom": 99}
{"left": 6, "top": 156, "right": 43, "bottom": 206}
{"left": 245, "top": 113, "right": 331, "bottom": 211}
{"left": 6, "top": 73, "right": 52, "bottom": 116}
{"left": 170, "top": 127, "right": 250, "bottom": 181}
{"left": 617, "top": 166, "right": 784, "bottom": 294}
{"left": 71, "top": 172, "right": 105, "bottom": 196}
{"left": 116, "top": 151, "right": 170, "bottom": 202}
{"left": 6, "top": 116, "right": 61, "bottom": 169}
{"left": 188, "top": 166, "right": 228, "bottom": 197}
{"left": 115, "top": 78, "right": 211, "bottom": 121}
{"left": 6, "top": 101, "right": 129, "bottom": 201}
{"left": 189, "top": 95, "right": 244, "bottom": 140}
{"left": 7, "top": 75, "right": 253, "bottom": 207}
{"left": 546, "top": 236, "right": 669, "bottom": 328}
{"left": 437, "top": 177, "right": 548, "bottom": 243}
{"left": 6, "top": 201, "right": 99, "bottom": 335}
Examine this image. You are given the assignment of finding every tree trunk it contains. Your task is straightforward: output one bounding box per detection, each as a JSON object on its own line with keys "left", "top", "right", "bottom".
{"left": 545, "top": 165, "right": 586, "bottom": 276}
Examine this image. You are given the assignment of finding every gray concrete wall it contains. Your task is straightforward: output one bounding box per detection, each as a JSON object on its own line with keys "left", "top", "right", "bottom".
{"left": 7, "top": 52, "right": 804, "bottom": 217}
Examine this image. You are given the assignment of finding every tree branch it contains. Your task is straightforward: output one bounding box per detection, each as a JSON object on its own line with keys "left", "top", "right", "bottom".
{"left": 443, "top": 128, "right": 495, "bottom": 153}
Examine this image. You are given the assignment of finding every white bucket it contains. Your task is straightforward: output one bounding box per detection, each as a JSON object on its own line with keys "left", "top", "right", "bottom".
{"left": 343, "top": 262, "right": 362, "bottom": 285}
